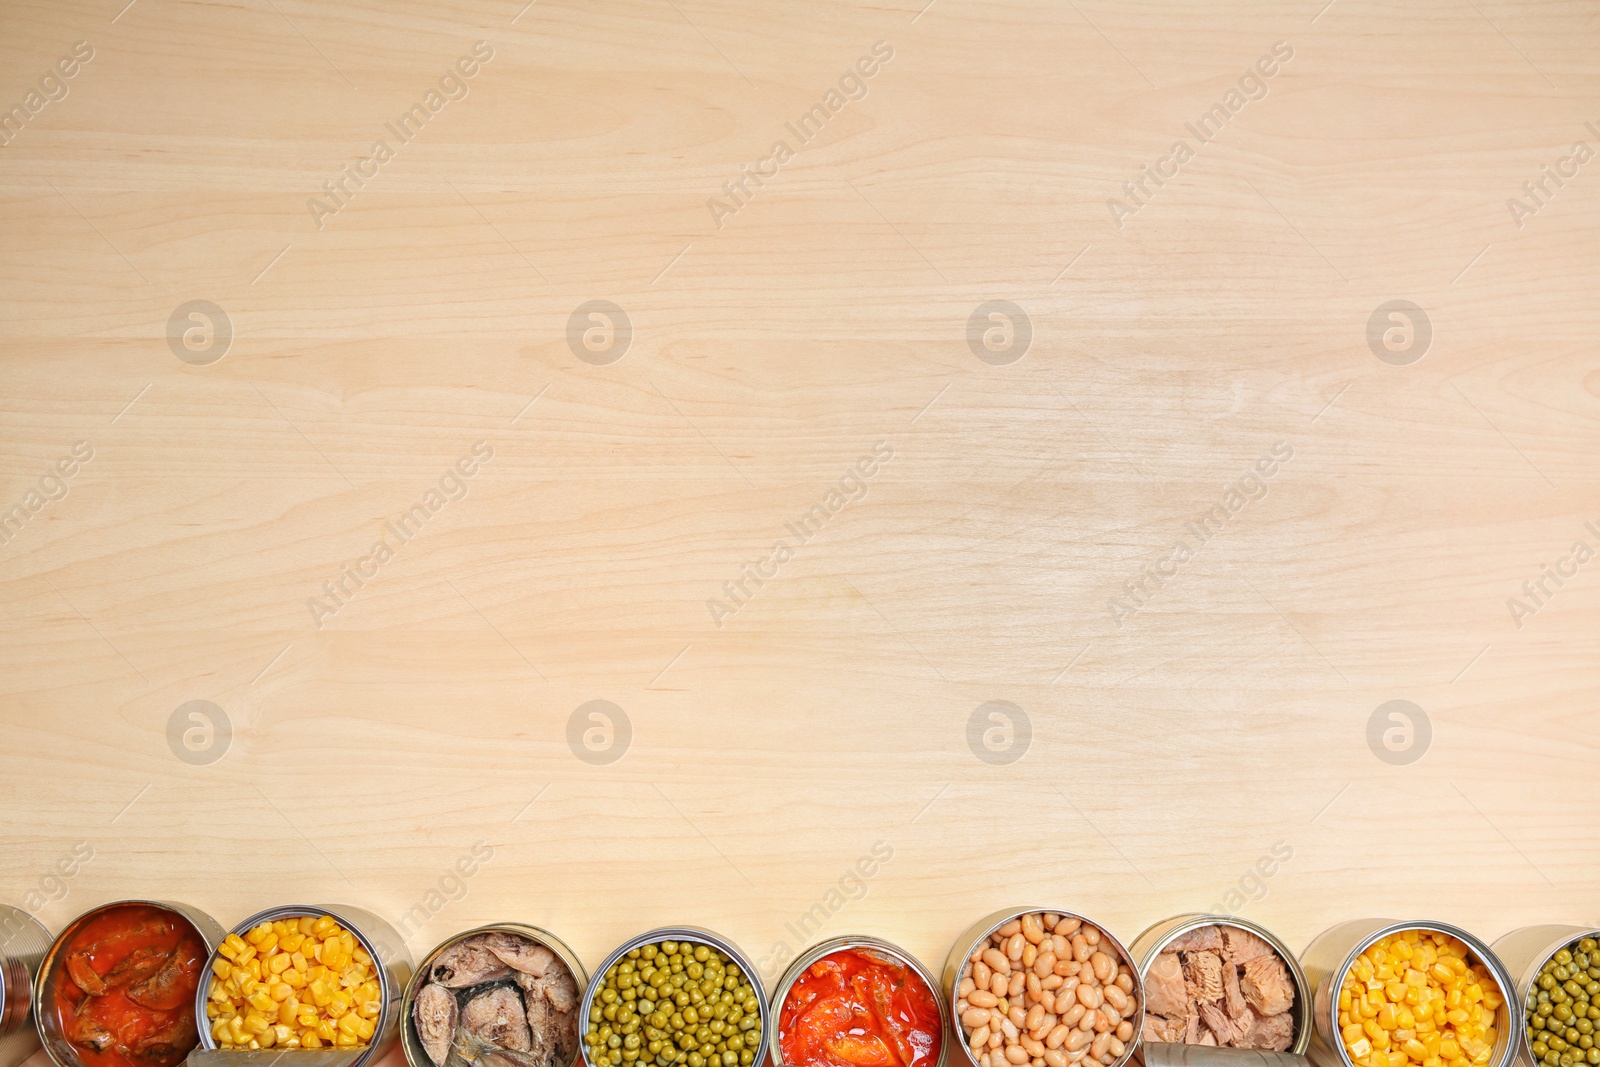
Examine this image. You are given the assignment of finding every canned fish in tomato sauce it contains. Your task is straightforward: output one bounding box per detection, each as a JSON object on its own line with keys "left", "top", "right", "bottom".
{"left": 34, "top": 899, "right": 224, "bottom": 1067}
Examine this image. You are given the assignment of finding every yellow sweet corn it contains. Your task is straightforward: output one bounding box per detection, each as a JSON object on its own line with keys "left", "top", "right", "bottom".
{"left": 1339, "top": 932, "right": 1504, "bottom": 1067}
{"left": 205, "top": 914, "right": 377, "bottom": 1050}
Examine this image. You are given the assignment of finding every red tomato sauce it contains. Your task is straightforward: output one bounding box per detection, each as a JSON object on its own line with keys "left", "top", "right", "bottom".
{"left": 49, "top": 904, "right": 207, "bottom": 1067}
{"left": 778, "top": 949, "right": 942, "bottom": 1067}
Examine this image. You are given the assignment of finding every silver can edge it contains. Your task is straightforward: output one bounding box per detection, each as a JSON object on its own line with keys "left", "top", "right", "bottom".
{"left": 767, "top": 934, "right": 950, "bottom": 1067}
{"left": 192, "top": 903, "right": 414, "bottom": 1067}
{"left": 0, "top": 905, "right": 51, "bottom": 1067}
{"left": 576, "top": 927, "right": 771, "bottom": 1067}
{"left": 1301, "top": 919, "right": 1516, "bottom": 1067}
{"left": 1490, "top": 924, "right": 1600, "bottom": 1067}
{"left": 397, "top": 922, "right": 589, "bottom": 1067}
{"left": 35, "top": 900, "right": 225, "bottom": 1067}
{"left": 1126, "top": 912, "right": 1313, "bottom": 1061}
{"left": 942, "top": 907, "right": 1145, "bottom": 1067}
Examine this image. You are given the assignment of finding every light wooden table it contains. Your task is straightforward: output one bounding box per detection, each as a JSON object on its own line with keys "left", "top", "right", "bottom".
{"left": 2, "top": 2, "right": 1597, "bottom": 1064}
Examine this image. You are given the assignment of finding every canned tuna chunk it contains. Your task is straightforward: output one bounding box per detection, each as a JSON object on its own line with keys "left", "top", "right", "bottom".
{"left": 1129, "top": 914, "right": 1311, "bottom": 1058}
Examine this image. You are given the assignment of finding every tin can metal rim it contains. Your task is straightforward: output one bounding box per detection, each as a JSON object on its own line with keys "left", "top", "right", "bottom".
{"left": 193, "top": 905, "right": 402, "bottom": 1067}
{"left": 0, "top": 905, "right": 50, "bottom": 1040}
{"left": 1313, "top": 922, "right": 1517, "bottom": 1067}
{"left": 576, "top": 927, "right": 771, "bottom": 1067}
{"left": 1492, "top": 925, "right": 1600, "bottom": 1067}
{"left": 398, "top": 923, "right": 589, "bottom": 1067}
{"left": 35, "top": 900, "right": 224, "bottom": 1067}
{"left": 942, "top": 907, "right": 1144, "bottom": 1067}
{"left": 767, "top": 935, "right": 950, "bottom": 1067}
{"left": 1128, "top": 913, "right": 1313, "bottom": 1059}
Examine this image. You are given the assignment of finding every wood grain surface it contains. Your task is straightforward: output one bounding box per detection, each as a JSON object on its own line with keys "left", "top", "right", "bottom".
{"left": 2, "top": 2, "right": 1597, "bottom": 1063}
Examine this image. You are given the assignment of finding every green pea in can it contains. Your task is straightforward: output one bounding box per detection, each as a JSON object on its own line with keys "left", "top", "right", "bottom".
{"left": 578, "top": 926, "right": 770, "bottom": 1067}
{"left": 1490, "top": 926, "right": 1600, "bottom": 1067}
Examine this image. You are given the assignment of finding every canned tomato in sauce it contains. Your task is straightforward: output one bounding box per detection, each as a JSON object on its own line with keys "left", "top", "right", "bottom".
{"left": 770, "top": 935, "right": 948, "bottom": 1067}
{"left": 193, "top": 904, "right": 412, "bottom": 1067}
{"left": 400, "top": 922, "right": 588, "bottom": 1067}
{"left": 1490, "top": 925, "right": 1600, "bottom": 1067}
{"left": 578, "top": 926, "right": 769, "bottom": 1067}
{"left": 0, "top": 904, "right": 51, "bottom": 1067}
{"left": 943, "top": 908, "right": 1144, "bottom": 1067}
{"left": 1127, "top": 914, "right": 1311, "bottom": 1067}
{"left": 1301, "top": 920, "right": 1516, "bottom": 1067}
{"left": 34, "top": 899, "right": 224, "bottom": 1067}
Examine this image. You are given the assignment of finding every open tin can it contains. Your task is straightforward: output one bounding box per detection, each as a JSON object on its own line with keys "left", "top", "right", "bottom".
{"left": 577, "top": 926, "right": 770, "bottom": 1067}
{"left": 1301, "top": 920, "right": 1516, "bottom": 1067}
{"left": 1127, "top": 914, "right": 1312, "bottom": 1067}
{"left": 1490, "top": 925, "right": 1600, "bottom": 1067}
{"left": 769, "top": 935, "right": 949, "bottom": 1067}
{"left": 943, "top": 907, "right": 1144, "bottom": 1067}
{"left": 0, "top": 904, "right": 51, "bottom": 1067}
{"left": 33, "top": 899, "right": 224, "bottom": 1067}
{"left": 399, "top": 922, "right": 588, "bottom": 1067}
{"left": 192, "top": 904, "right": 412, "bottom": 1067}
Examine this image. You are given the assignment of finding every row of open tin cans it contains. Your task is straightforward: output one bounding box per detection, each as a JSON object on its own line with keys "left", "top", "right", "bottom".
{"left": 0, "top": 901, "right": 1592, "bottom": 1067}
